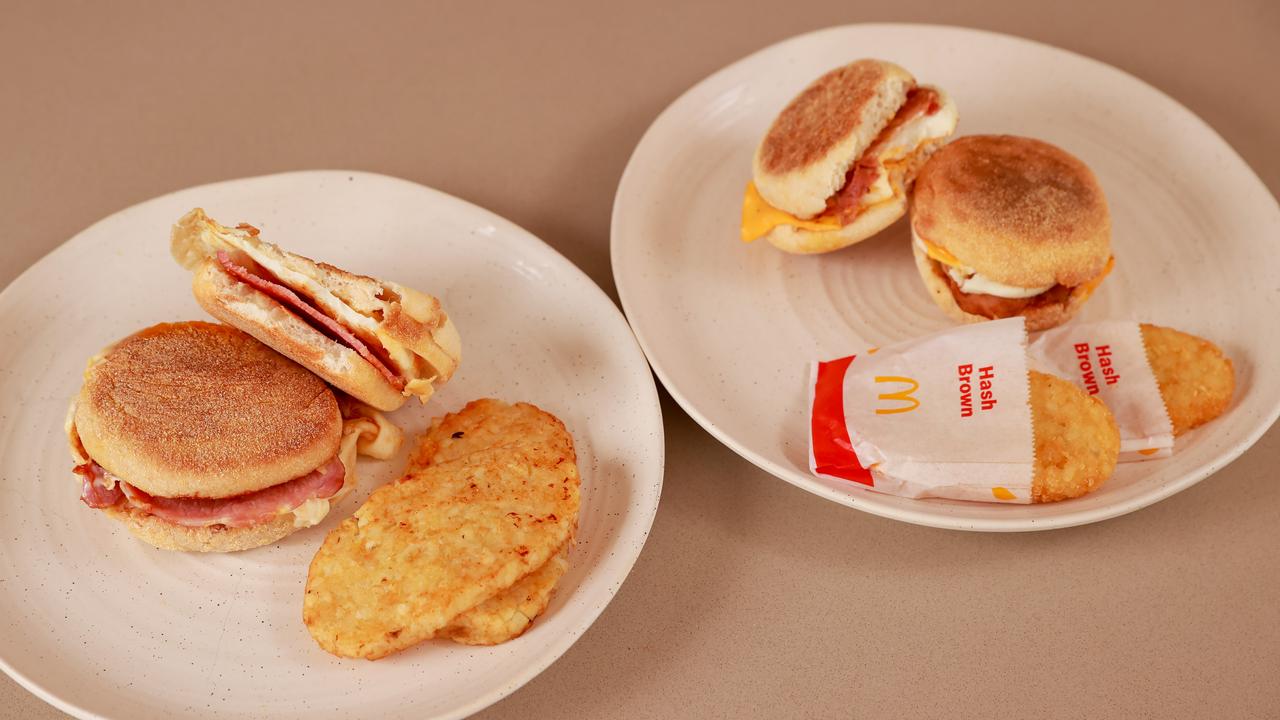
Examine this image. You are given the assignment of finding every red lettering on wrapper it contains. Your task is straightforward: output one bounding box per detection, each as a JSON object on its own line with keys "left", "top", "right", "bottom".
{"left": 979, "top": 365, "right": 997, "bottom": 411}
{"left": 1072, "top": 342, "right": 1120, "bottom": 394}
{"left": 1075, "top": 342, "right": 1099, "bottom": 395}
{"left": 958, "top": 364, "right": 973, "bottom": 418}
{"left": 811, "top": 356, "right": 874, "bottom": 486}
{"left": 1097, "top": 345, "right": 1121, "bottom": 386}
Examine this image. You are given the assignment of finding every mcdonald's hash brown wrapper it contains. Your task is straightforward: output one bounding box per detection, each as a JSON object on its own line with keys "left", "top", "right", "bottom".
{"left": 1029, "top": 321, "right": 1174, "bottom": 462}
{"left": 809, "top": 318, "right": 1036, "bottom": 504}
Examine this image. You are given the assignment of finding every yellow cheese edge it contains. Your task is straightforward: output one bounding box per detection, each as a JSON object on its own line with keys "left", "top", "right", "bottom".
{"left": 292, "top": 421, "right": 363, "bottom": 528}
{"left": 919, "top": 235, "right": 1116, "bottom": 301}
{"left": 915, "top": 234, "right": 965, "bottom": 268}
{"left": 1072, "top": 256, "right": 1115, "bottom": 302}
{"left": 741, "top": 122, "right": 948, "bottom": 244}
{"left": 740, "top": 182, "right": 841, "bottom": 242}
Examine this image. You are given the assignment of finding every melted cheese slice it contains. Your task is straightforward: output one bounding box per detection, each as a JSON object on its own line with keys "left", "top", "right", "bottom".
{"left": 741, "top": 182, "right": 841, "bottom": 242}
{"left": 293, "top": 408, "right": 403, "bottom": 528}
{"left": 915, "top": 235, "right": 965, "bottom": 267}
{"left": 919, "top": 230, "right": 1116, "bottom": 301}
{"left": 742, "top": 96, "right": 958, "bottom": 243}
{"left": 1073, "top": 256, "right": 1115, "bottom": 301}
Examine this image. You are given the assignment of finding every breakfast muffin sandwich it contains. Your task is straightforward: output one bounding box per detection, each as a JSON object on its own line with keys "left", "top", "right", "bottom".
{"left": 742, "top": 59, "right": 959, "bottom": 253}
{"left": 910, "top": 134, "right": 1113, "bottom": 331}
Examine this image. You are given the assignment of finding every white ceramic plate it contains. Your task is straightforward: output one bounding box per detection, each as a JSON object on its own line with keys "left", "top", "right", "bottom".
{"left": 611, "top": 24, "right": 1279, "bottom": 531}
{"left": 0, "top": 171, "right": 664, "bottom": 719}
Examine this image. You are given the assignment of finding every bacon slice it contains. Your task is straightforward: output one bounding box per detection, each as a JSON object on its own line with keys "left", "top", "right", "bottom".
{"left": 824, "top": 87, "right": 942, "bottom": 224}
{"left": 824, "top": 158, "right": 882, "bottom": 224}
{"left": 77, "top": 456, "right": 346, "bottom": 528}
{"left": 118, "top": 456, "right": 346, "bottom": 528}
{"left": 75, "top": 463, "right": 123, "bottom": 508}
{"left": 215, "top": 251, "right": 406, "bottom": 392}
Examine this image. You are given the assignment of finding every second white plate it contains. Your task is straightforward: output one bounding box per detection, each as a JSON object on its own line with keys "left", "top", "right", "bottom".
{"left": 611, "top": 24, "right": 1279, "bottom": 531}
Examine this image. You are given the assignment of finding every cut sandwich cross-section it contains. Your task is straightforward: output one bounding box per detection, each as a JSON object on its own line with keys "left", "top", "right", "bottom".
{"left": 215, "top": 250, "right": 405, "bottom": 392}
{"left": 742, "top": 59, "right": 959, "bottom": 253}
{"left": 171, "top": 208, "right": 462, "bottom": 411}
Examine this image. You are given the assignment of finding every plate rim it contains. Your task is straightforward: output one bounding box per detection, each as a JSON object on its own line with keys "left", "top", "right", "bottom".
{"left": 0, "top": 169, "right": 666, "bottom": 719}
{"left": 609, "top": 23, "right": 1280, "bottom": 532}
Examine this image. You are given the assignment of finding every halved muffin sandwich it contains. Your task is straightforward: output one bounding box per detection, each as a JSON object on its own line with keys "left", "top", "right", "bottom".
{"left": 172, "top": 209, "right": 460, "bottom": 411}
{"left": 742, "top": 59, "right": 959, "bottom": 253}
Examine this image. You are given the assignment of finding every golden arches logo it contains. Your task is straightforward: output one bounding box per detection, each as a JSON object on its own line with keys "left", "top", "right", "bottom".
{"left": 874, "top": 376, "right": 920, "bottom": 415}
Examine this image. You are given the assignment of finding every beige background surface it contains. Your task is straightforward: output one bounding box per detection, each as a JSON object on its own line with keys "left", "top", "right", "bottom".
{"left": 2, "top": 1, "right": 1277, "bottom": 718}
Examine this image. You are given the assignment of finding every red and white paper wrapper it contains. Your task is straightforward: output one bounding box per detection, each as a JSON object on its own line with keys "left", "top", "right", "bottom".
{"left": 809, "top": 318, "right": 1036, "bottom": 504}
{"left": 1028, "top": 321, "right": 1174, "bottom": 462}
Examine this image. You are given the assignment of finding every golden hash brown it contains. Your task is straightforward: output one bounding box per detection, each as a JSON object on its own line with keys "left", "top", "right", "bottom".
{"left": 409, "top": 399, "right": 575, "bottom": 468}
{"left": 303, "top": 446, "right": 580, "bottom": 659}
{"left": 1029, "top": 370, "right": 1120, "bottom": 503}
{"left": 439, "top": 546, "right": 570, "bottom": 646}
{"left": 1140, "top": 324, "right": 1234, "bottom": 436}
{"left": 407, "top": 399, "right": 578, "bottom": 646}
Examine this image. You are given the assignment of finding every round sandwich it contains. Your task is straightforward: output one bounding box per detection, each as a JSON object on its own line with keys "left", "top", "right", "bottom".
{"left": 910, "top": 135, "right": 1114, "bottom": 331}
{"left": 741, "top": 59, "right": 959, "bottom": 254}
{"left": 67, "top": 321, "right": 399, "bottom": 553}
{"left": 171, "top": 208, "right": 461, "bottom": 412}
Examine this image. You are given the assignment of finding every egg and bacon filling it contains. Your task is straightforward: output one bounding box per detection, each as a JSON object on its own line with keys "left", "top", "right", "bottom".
{"left": 172, "top": 209, "right": 448, "bottom": 400}
{"left": 68, "top": 397, "right": 401, "bottom": 529}
{"left": 913, "top": 227, "right": 1114, "bottom": 317}
{"left": 742, "top": 86, "right": 957, "bottom": 241}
